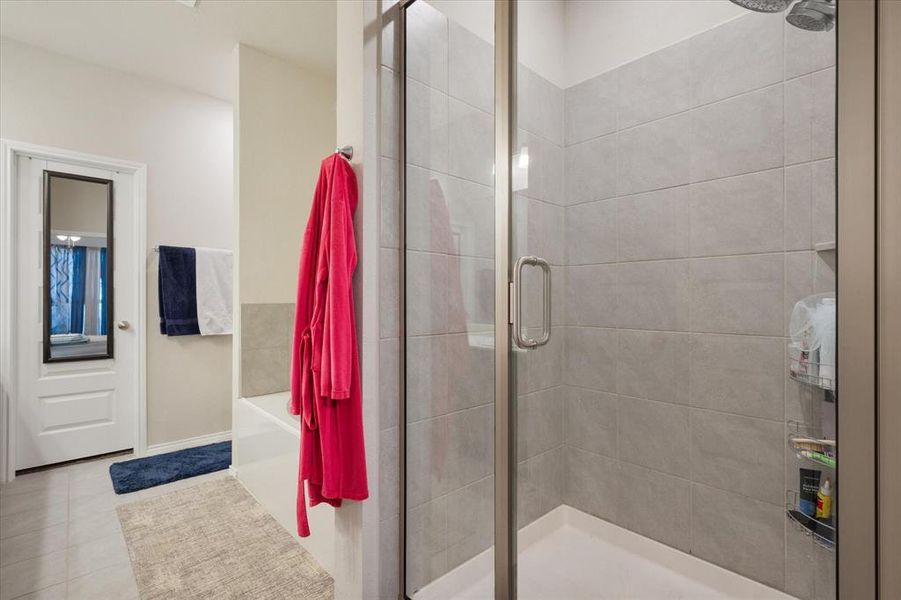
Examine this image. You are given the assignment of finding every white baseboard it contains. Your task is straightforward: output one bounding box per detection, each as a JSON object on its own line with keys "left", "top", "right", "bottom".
{"left": 144, "top": 430, "right": 232, "bottom": 457}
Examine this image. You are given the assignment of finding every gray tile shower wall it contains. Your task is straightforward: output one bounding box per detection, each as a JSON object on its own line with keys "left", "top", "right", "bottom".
{"left": 560, "top": 11, "right": 835, "bottom": 598}
{"left": 240, "top": 303, "right": 293, "bottom": 398}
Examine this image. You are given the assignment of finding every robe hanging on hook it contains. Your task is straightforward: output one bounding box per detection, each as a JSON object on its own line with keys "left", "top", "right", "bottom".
{"left": 336, "top": 146, "right": 353, "bottom": 160}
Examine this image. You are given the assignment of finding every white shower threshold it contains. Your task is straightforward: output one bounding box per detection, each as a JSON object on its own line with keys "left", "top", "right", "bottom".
{"left": 413, "top": 505, "right": 794, "bottom": 600}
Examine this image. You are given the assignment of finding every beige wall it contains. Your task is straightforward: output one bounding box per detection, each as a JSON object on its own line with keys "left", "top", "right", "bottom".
{"left": 564, "top": 0, "right": 743, "bottom": 86}
{"left": 237, "top": 44, "right": 336, "bottom": 305}
{"left": 1, "top": 37, "right": 234, "bottom": 446}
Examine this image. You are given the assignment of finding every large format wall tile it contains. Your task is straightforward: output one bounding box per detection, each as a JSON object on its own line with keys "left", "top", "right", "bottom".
{"left": 380, "top": 67, "right": 398, "bottom": 159}
{"left": 516, "top": 327, "right": 564, "bottom": 394}
{"left": 406, "top": 251, "right": 448, "bottom": 336}
{"left": 521, "top": 68, "right": 564, "bottom": 146}
{"left": 565, "top": 199, "right": 617, "bottom": 265}
{"left": 379, "top": 338, "right": 399, "bottom": 430}
{"left": 406, "top": 497, "right": 449, "bottom": 592}
{"left": 529, "top": 447, "right": 565, "bottom": 521}
{"left": 784, "top": 163, "right": 814, "bottom": 251}
{"left": 380, "top": 429, "right": 399, "bottom": 522}
{"left": 617, "top": 113, "right": 691, "bottom": 196}
{"left": 447, "top": 255, "right": 493, "bottom": 332}
{"left": 617, "top": 186, "right": 690, "bottom": 262}
{"left": 690, "top": 85, "right": 783, "bottom": 183}
{"left": 564, "top": 386, "right": 618, "bottom": 458}
{"left": 406, "top": 334, "right": 449, "bottom": 422}
{"left": 689, "top": 12, "right": 783, "bottom": 107}
{"left": 241, "top": 303, "right": 291, "bottom": 351}
{"left": 521, "top": 132, "right": 565, "bottom": 206}
{"left": 616, "top": 461, "right": 691, "bottom": 552}
{"left": 785, "top": 21, "right": 836, "bottom": 80}
{"left": 448, "top": 21, "right": 493, "bottom": 114}
{"left": 406, "top": 417, "right": 451, "bottom": 507}
{"left": 563, "top": 327, "right": 617, "bottom": 392}
{"left": 446, "top": 405, "right": 493, "bottom": 489}
{"left": 565, "top": 70, "right": 617, "bottom": 145}
{"left": 690, "top": 409, "right": 784, "bottom": 504}
{"left": 407, "top": 78, "right": 449, "bottom": 173}
{"left": 517, "top": 196, "right": 564, "bottom": 266}
{"left": 784, "top": 69, "right": 835, "bottom": 165}
{"left": 564, "top": 446, "right": 620, "bottom": 522}
{"left": 379, "top": 248, "right": 400, "bottom": 340}
{"left": 241, "top": 346, "right": 290, "bottom": 397}
{"left": 690, "top": 333, "right": 784, "bottom": 420}
{"left": 518, "top": 387, "right": 564, "bottom": 461}
{"left": 448, "top": 98, "right": 494, "bottom": 186}
{"left": 690, "top": 254, "right": 784, "bottom": 335}
{"left": 565, "top": 135, "right": 617, "bottom": 206}
{"left": 617, "top": 40, "right": 690, "bottom": 130}
{"left": 615, "top": 260, "right": 691, "bottom": 331}
{"left": 689, "top": 169, "right": 784, "bottom": 256}
{"left": 618, "top": 396, "right": 691, "bottom": 478}
{"left": 380, "top": 157, "right": 400, "bottom": 249}
{"left": 564, "top": 265, "right": 617, "bottom": 328}
{"left": 617, "top": 330, "right": 690, "bottom": 405}
{"left": 406, "top": 0, "right": 447, "bottom": 92}
{"left": 811, "top": 159, "right": 836, "bottom": 246}
{"left": 445, "top": 175, "right": 494, "bottom": 259}
{"left": 691, "top": 483, "right": 785, "bottom": 589}
{"left": 406, "top": 166, "right": 451, "bottom": 253}
{"left": 446, "top": 476, "right": 494, "bottom": 570}
{"left": 447, "top": 334, "right": 493, "bottom": 412}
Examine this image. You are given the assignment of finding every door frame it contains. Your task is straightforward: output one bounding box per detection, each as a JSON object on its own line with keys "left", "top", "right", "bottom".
{"left": 0, "top": 139, "right": 148, "bottom": 483}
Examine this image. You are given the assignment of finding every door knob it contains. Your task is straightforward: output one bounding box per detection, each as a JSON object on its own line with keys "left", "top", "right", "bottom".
{"left": 116, "top": 320, "right": 130, "bottom": 330}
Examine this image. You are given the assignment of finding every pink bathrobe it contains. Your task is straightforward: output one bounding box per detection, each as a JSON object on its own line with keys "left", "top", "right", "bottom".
{"left": 290, "top": 153, "right": 368, "bottom": 537}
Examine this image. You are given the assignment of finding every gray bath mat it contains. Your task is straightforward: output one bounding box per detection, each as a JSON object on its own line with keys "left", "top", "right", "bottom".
{"left": 117, "top": 477, "right": 333, "bottom": 599}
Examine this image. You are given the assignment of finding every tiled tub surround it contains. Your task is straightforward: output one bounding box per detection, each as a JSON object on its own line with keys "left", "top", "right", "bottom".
{"left": 382, "top": 5, "right": 836, "bottom": 600}
{"left": 559, "top": 11, "right": 835, "bottom": 598}
{"left": 240, "top": 303, "right": 294, "bottom": 398}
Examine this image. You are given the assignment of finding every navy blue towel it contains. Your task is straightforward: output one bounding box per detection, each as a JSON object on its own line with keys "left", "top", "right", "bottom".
{"left": 158, "top": 245, "right": 200, "bottom": 336}
{"left": 109, "top": 441, "right": 231, "bottom": 494}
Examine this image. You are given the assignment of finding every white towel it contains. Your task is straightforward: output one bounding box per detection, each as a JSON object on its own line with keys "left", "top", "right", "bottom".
{"left": 195, "top": 247, "right": 233, "bottom": 336}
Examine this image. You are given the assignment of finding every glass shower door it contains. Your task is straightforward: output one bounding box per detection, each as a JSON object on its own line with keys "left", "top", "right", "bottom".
{"left": 402, "top": 1, "right": 496, "bottom": 597}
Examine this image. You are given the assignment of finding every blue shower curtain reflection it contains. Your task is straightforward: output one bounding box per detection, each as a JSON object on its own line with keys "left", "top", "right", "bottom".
{"left": 50, "top": 245, "right": 72, "bottom": 334}
{"left": 69, "top": 246, "right": 87, "bottom": 334}
{"left": 100, "top": 247, "right": 108, "bottom": 335}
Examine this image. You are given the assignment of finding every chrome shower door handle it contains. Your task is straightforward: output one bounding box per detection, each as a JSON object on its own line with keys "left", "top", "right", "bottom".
{"left": 511, "top": 255, "right": 552, "bottom": 349}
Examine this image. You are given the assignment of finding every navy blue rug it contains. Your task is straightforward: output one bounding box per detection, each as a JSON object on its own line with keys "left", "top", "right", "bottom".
{"left": 109, "top": 441, "right": 231, "bottom": 494}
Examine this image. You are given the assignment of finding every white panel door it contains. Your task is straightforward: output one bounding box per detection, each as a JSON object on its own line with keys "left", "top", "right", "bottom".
{"left": 16, "top": 155, "right": 137, "bottom": 469}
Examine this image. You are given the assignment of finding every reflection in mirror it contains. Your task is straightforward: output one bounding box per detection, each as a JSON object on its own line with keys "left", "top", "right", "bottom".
{"left": 44, "top": 171, "right": 114, "bottom": 362}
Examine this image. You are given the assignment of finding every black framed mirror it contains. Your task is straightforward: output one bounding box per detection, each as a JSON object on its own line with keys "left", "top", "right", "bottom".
{"left": 43, "top": 170, "right": 114, "bottom": 362}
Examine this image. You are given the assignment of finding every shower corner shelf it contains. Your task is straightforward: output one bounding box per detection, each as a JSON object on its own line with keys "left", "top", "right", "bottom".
{"left": 815, "top": 241, "right": 836, "bottom": 252}
{"left": 789, "top": 355, "right": 835, "bottom": 391}
{"left": 789, "top": 434, "right": 836, "bottom": 469}
{"left": 786, "top": 491, "right": 835, "bottom": 550}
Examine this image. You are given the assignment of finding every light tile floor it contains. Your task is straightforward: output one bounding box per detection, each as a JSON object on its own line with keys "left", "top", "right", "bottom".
{"left": 0, "top": 453, "right": 229, "bottom": 600}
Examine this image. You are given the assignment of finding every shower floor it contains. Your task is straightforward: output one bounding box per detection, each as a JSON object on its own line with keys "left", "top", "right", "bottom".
{"left": 414, "top": 506, "right": 794, "bottom": 600}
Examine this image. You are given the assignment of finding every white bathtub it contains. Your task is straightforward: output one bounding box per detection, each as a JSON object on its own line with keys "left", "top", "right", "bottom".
{"left": 234, "top": 392, "right": 335, "bottom": 574}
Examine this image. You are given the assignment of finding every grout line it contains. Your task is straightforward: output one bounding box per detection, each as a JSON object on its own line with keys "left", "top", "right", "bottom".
{"left": 562, "top": 382, "right": 788, "bottom": 426}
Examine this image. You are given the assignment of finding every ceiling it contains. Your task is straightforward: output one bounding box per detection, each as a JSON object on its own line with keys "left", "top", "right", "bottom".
{"left": 0, "top": 0, "right": 337, "bottom": 101}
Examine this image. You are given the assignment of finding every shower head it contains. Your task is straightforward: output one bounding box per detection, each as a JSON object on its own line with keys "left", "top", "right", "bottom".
{"left": 727, "top": 0, "right": 791, "bottom": 12}
{"left": 786, "top": 0, "right": 836, "bottom": 31}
